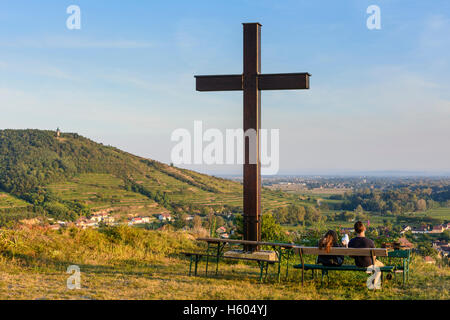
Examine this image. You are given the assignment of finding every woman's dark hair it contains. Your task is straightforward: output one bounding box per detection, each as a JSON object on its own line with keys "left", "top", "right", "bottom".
{"left": 319, "top": 230, "right": 339, "bottom": 253}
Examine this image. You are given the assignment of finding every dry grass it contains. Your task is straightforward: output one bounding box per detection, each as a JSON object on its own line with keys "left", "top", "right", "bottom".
{"left": 0, "top": 227, "right": 448, "bottom": 300}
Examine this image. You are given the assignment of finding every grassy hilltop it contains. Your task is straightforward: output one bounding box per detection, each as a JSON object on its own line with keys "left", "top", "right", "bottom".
{"left": 0, "top": 226, "right": 448, "bottom": 300}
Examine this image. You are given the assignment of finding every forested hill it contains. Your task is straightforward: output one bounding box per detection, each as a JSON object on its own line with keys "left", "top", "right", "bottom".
{"left": 0, "top": 129, "right": 135, "bottom": 194}
{"left": 0, "top": 129, "right": 244, "bottom": 223}
{"left": 0, "top": 129, "right": 237, "bottom": 192}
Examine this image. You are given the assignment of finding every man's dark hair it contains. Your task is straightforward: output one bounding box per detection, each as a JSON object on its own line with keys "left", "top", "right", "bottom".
{"left": 354, "top": 221, "right": 365, "bottom": 234}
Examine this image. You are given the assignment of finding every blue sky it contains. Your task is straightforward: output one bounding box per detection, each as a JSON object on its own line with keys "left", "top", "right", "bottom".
{"left": 0, "top": 1, "right": 449, "bottom": 175}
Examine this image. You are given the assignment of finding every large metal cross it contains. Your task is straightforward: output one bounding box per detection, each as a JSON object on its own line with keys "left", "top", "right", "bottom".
{"left": 195, "top": 23, "right": 310, "bottom": 251}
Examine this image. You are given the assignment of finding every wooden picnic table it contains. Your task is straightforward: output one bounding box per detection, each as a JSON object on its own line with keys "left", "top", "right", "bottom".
{"left": 195, "top": 237, "right": 297, "bottom": 281}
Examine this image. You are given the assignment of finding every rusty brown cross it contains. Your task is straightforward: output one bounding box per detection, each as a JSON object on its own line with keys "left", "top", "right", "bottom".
{"left": 195, "top": 23, "right": 310, "bottom": 251}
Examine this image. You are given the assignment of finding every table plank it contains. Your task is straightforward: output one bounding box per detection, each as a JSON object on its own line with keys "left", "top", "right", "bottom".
{"left": 197, "top": 238, "right": 296, "bottom": 248}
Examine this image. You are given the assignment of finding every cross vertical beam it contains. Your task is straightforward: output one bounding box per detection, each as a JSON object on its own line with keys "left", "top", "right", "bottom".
{"left": 243, "top": 23, "right": 261, "bottom": 251}
{"left": 194, "top": 23, "right": 310, "bottom": 253}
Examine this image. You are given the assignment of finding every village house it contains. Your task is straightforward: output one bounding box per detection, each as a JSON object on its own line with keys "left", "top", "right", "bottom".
{"left": 400, "top": 226, "right": 412, "bottom": 234}
{"left": 397, "top": 237, "right": 414, "bottom": 249}
{"left": 432, "top": 240, "right": 450, "bottom": 257}
{"left": 76, "top": 218, "right": 86, "bottom": 228}
{"left": 429, "top": 225, "right": 445, "bottom": 234}
{"left": 90, "top": 212, "right": 110, "bottom": 222}
{"left": 432, "top": 240, "right": 449, "bottom": 249}
{"left": 129, "top": 217, "right": 142, "bottom": 225}
{"left": 102, "top": 216, "right": 115, "bottom": 224}
{"left": 158, "top": 213, "right": 172, "bottom": 222}
{"left": 424, "top": 256, "right": 436, "bottom": 264}
{"left": 184, "top": 215, "right": 194, "bottom": 221}
{"left": 129, "top": 216, "right": 152, "bottom": 225}
{"left": 74, "top": 210, "right": 117, "bottom": 229}
{"left": 76, "top": 218, "right": 98, "bottom": 229}
{"left": 140, "top": 216, "right": 151, "bottom": 223}
{"left": 439, "top": 246, "right": 450, "bottom": 257}
{"left": 411, "top": 226, "right": 429, "bottom": 234}
{"left": 90, "top": 215, "right": 102, "bottom": 223}
{"left": 85, "top": 220, "right": 98, "bottom": 228}
{"left": 216, "top": 226, "right": 227, "bottom": 234}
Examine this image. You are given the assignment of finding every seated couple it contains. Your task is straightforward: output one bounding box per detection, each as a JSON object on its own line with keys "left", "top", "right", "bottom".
{"left": 318, "top": 221, "right": 384, "bottom": 268}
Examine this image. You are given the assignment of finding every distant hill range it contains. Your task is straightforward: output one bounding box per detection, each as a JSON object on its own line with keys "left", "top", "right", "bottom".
{"left": 0, "top": 129, "right": 291, "bottom": 226}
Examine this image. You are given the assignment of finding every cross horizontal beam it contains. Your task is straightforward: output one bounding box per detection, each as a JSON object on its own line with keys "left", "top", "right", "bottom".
{"left": 195, "top": 72, "right": 310, "bottom": 92}
{"left": 195, "top": 74, "right": 242, "bottom": 91}
{"left": 258, "top": 73, "right": 310, "bottom": 90}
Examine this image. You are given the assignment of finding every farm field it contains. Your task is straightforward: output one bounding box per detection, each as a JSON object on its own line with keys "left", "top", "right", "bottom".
{"left": 416, "top": 207, "right": 450, "bottom": 220}
{"left": 268, "top": 185, "right": 352, "bottom": 195}
{"left": 45, "top": 171, "right": 312, "bottom": 219}
{"left": 47, "top": 173, "right": 168, "bottom": 217}
{"left": 0, "top": 192, "right": 30, "bottom": 210}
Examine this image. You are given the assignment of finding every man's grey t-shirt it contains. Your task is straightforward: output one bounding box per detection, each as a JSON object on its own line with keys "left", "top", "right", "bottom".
{"left": 348, "top": 236, "right": 375, "bottom": 267}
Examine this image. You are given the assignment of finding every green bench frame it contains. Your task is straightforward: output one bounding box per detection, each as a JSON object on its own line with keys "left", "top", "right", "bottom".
{"left": 181, "top": 252, "right": 275, "bottom": 282}
{"left": 293, "top": 246, "right": 411, "bottom": 287}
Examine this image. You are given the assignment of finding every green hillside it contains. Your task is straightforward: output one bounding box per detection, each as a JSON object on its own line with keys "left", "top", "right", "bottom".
{"left": 0, "top": 129, "right": 304, "bottom": 226}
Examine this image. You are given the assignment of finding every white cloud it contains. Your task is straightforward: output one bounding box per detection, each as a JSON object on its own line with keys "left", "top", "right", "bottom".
{"left": 0, "top": 59, "right": 76, "bottom": 81}
{"left": 0, "top": 37, "right": 155, "bottom": 49}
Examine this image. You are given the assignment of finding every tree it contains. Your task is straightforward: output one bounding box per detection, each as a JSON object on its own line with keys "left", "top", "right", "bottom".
{"left": 343, "top": 211, "right": 355, "bottom": 222}
{"left": 215, "top": 216, "right": 226, "bottom": 228}
{"left": 416, "top": 199, "right": 427, "bottom": 211}
{"left": 200, "top": 206, "right": 212, "bottom": 217}
{"left": 272, "top": 207, "right": 288, "bottom": 224}
{"left": 44, "top": 201, "right": 74, "bottom": 221}
{"left": 207, "top": 213, "right": 217, "bottom": 237}
{"left": 384, "top": 221, "right": 393, "bottom": 232}
{"left": 355, "top": 204, "right": 364, "bottom": 214}
{"left": 287, "top": 204, "right": 305, "bottom": 224}
{"left": 173, "top": 212, "right": 187, "bottom": 229}
{"left": 261, "top": 213, "right": 287, "bottom": 242}
{"left": 305, "top": 206, "right": 321, "bottom": 225}
{"left": 193, "top": 215, "right": 202, "bottom": 230}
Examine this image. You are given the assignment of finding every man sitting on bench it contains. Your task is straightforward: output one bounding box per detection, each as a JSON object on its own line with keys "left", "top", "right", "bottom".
{"left": 349, "top": 221, "right": 384, "bottom": 268}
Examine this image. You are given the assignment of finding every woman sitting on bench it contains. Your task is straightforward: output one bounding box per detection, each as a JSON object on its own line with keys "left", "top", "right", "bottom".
{"left": 317, "top": 230, "right": 344, "bottom": 266}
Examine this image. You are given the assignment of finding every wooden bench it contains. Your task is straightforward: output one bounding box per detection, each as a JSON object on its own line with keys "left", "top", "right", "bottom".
{"left": 292, "top": 247, "right": 411, "bottom": 287}
{"left": 181, "top": 251, "right": 276, "bottom": 282}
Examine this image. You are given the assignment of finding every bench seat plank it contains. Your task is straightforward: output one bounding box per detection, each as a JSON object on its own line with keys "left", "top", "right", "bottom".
{"left": 181, "top": 252, "right": 218, "bottom": 258}
{"left": 294, "top": 246, "right": 388, "bottom": 257}
{"left": 222, "top": 256, "right": 276, "bottom": 263}
{"left": 181, "top": 252, "right": 276, "bottom": 263}
{"left": 293, "top": 264, "right": 395, "bottom": 272}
